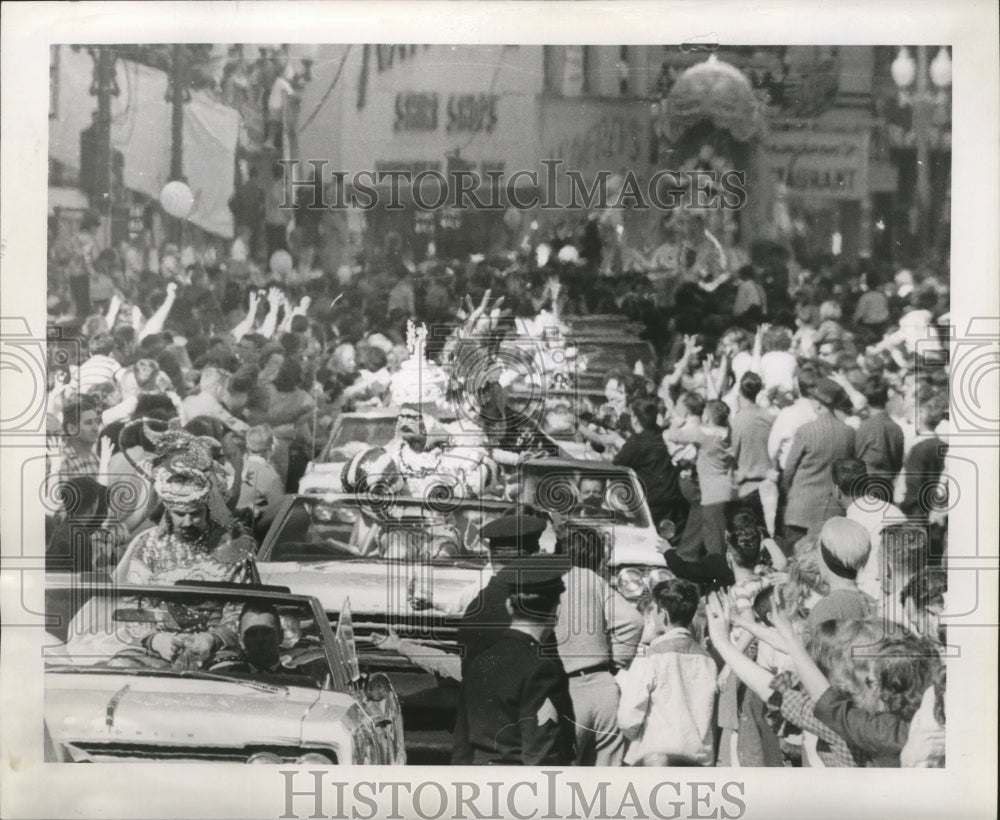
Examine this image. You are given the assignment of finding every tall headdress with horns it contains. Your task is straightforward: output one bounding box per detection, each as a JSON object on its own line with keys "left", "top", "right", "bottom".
{"left": 120, "top": 418, "right": 233, "bottom": 526}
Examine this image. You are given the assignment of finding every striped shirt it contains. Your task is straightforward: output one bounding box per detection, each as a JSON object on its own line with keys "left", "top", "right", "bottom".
{"left": 76, "top": 354, "right": 122, "bottom": 395}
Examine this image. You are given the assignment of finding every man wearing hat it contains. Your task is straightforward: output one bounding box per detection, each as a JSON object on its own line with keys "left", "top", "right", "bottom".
{"left": 112, "top": 425, "right": 258, "bottom": 668}
{"left": 386, "top": 516, "right": 640, "bottom": 766}
{"left": 782, "top": 377, "right": 856, "bottom": 545}
{"left": 384, "top": 515, "right": 547, "bottom": 672}
{"left": 384, "top": 402, "right": 441, "bottom": 490}
{"left": 452, "top": 554, "right": 576, "bottom": 765}
{"left": 454, "top": 514, "right": 549, "bottom": 672}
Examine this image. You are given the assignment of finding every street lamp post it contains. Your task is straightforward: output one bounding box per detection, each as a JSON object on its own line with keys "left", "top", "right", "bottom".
{"left": 891, "top": 46, "right": 951, "bottom": 261}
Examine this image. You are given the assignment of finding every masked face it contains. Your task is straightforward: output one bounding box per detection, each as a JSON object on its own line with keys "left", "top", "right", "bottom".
{"left": 578, "top": 479, "right": 606, "bottom": 510}
{"left": 240, "top": 613, "right": 282, "bottom": 670}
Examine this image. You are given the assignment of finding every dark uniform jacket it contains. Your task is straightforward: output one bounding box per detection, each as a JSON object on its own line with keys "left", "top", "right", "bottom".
{"left": 456, "top": 578, "right": 511, "bottom": 676}
{"left": 452, "top": 629, "right": 576, "bottom": 765}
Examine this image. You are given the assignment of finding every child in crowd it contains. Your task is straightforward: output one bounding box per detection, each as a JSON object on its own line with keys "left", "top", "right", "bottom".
{"left": 664, "top": 398, "right": 735, "bottom": 555}
{"left": 805, "top": 517, "right": 877, "bottom": 634}
{"left": 616, "top": 579, "right": 717, "bottom": 766}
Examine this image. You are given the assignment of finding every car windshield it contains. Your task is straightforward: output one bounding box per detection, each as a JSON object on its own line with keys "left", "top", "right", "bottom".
{"left": 322, "top": 416, "right": 396, "bottom": 459}
{"left": 516, "top": 463, "right": 651, "bottom": 529}
{"left": 575, "top": 340, "right": 656, "bottom": 377}
{"left": 265, "top": 497, "right": 499, "bottom": 564}
{"left": 46, "top": 587, "right": 339, "bottom": 690}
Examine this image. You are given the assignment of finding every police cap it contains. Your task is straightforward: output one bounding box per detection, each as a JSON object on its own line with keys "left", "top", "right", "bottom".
{"left": 480, "top": 514, "right": 547, "bottom": 556}
{"left": 494, "top": 553, "right": 571, "bottom": 598}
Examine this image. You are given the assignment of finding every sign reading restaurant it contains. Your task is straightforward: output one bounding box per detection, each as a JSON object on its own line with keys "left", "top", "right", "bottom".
{"left": 761, "top": 123, "right": 870, "bottom": 200}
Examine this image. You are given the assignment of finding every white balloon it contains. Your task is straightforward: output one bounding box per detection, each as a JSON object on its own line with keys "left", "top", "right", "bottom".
{"left": 159, "top": 181, "right": 194, "bottom": 219}
{"left": 269, "top": 249, "right": 293, "bottom": 276}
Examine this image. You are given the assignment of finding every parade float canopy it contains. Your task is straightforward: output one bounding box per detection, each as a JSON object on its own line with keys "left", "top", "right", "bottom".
{"left": 661, "top": 55, "right": 768, "bottom": 142}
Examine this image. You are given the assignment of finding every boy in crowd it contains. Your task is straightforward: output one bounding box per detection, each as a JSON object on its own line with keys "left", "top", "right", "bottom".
{"left": 616, "top": 579, "right": 717, "bottom": 766}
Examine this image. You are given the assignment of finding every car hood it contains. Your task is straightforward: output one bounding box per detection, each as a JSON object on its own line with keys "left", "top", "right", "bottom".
{"left": 45, "top": 672, "right": 360, "bottom": 748}
{"left": 258, "top": 560, "right": 488, "bottom": 615}
{"left": 259, "top": 532, "right": 664, "bottom": 616}
{"left": 609, "top": 527, "right": 668, "bottom": 568}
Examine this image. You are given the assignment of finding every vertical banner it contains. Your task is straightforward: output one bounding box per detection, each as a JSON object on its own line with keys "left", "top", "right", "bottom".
{"left": 183, "top": 93, "right": 240, "bottom": 238}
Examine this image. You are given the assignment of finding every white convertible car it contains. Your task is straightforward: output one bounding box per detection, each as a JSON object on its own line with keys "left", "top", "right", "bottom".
{"left": 44, "top": 582, "right": 406, "bottom": 765}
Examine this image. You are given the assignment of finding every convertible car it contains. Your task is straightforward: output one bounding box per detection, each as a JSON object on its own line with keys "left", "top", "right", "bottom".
{"left": 257, "top": 458, "right": 669, "bottom": 669}
{"left": 44, "top": 583, "right": 406, "bottom": 765}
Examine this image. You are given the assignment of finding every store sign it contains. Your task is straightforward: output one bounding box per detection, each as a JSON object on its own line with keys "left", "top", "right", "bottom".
{"left": 541, "top": 98, "right": 649, "bottom": 178}
{"left": 446, "top": 94, "right": 499, "bottom": 134}
{"left": 761, "top": 127, "right": 869, "bottom": 200}
{"left": 393, "top": 92, "right": 499, "bottom": 134}
{"left": 394, "top": 93, "right": 440, "bottom": 132}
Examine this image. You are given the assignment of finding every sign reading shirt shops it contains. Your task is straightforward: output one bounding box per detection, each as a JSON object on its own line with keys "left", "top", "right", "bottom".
{"left": 394, "top": 92, "right": 499, "bottom": 134}
{"left": 761, "top": 125, "right": 870, "bottom": 200}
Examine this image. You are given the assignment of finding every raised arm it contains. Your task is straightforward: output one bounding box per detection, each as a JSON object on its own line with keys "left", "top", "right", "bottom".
{"left": 705, "top": 592, "right": 775, "bottom": 701}
{"left": 105, "top": 292, "right": 123, "bottom": 330}
{"left": 259, "top": 287, "right": 284, "bottom": 339}
{"left": 769, "top": 598, "right": 830, "bottom": 701}
{"left": 230, "top": 289, "right": 261, "bottom": 342}
{"left": 138, "top": 282, "right": 178, "bottom": 342}
{"left": 371, "top": 629, "right": 462, "bottom": 682}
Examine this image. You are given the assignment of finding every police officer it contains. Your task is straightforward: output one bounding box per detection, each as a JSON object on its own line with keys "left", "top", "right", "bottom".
{"left": 456, "top": 514, "right": 548, "bottom": 673}
{"left": 377, "top": 515, "right": 548, "bottom": 680}
{"left": 452, "top": 554, "right": 576, "bottom": 765}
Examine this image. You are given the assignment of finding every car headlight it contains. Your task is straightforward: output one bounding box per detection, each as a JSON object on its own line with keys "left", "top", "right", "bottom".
{"left": 615, "top": 567, "right": 647, "bottom": 600}
{"left": 246, "top": 752, "right": 284, "bottom": 764}
{"left": 296, "top": 752, "right": 335, "bottom": 765}
{"left": 646, "top": 568, "right": 674, "bottom": 590}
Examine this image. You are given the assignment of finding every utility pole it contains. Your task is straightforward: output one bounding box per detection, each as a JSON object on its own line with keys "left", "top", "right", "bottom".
{"left": 87, "top": 46, "right": 119, "bottom": 246}
{"left": 168, "top": 44, "right": 189, "bottom": 243}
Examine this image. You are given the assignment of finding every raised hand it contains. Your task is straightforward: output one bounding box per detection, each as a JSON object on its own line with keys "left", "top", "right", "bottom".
{"left": 683, "top": 335, "right": 703, "bottom": 359}
{"left": 769, "top": 596, "right": 796, "bottom": 641}
{"left": 150, "top": 632, "right": 185, "bottom": 663}
{"left": 266, "top": 286, "right": 283, "bottom": 310}
{"left": 175, "top": 632, "right": 217, "bottom": 670}
{"left": 705, "top": 591, "right": 732, "bottom": 642}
